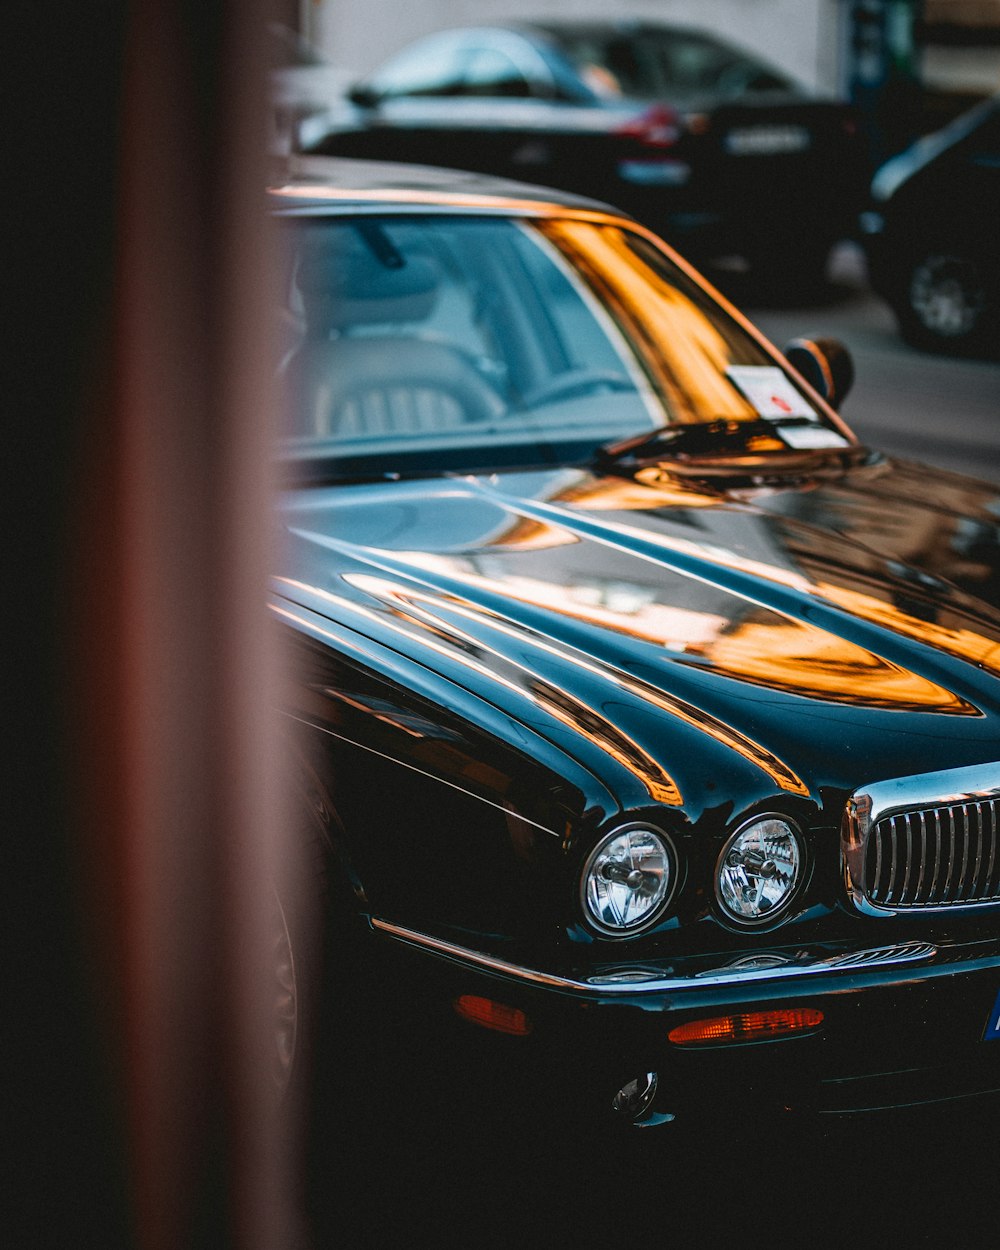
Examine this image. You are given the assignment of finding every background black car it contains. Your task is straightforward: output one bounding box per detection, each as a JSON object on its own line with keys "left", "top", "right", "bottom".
{"left": 299, "top": 20, "right": 866, "bottom": 291}
{"left": 862, "top": 93, "right": 1000, "bottom": 356}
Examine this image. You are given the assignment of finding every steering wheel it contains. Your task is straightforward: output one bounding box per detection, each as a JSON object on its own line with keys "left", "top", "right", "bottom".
{"left": 519, "top": 369, "right": 633, "bottom": 408}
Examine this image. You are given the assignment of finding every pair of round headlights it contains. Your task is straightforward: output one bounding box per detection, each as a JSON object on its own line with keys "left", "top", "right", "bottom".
{"left": 581, "top": 817, "right": 804, "bottom": 937}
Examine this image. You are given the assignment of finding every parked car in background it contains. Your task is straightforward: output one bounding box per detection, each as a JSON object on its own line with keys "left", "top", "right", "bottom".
{"left": 297, "top": 20, "right": 866, "bottom": 292}
{"left": 862, "top": 93, "right": 1000, "bottom": 356}
{"left": 270, "top": 158, "right": 1000, "bottom": 1134}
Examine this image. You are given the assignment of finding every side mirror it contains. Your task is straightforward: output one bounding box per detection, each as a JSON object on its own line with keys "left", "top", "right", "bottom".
{"left": 347, "top": 83, "right": 381, "bottom": 109}
{"left": 783, "top": 336, "right": 855, "bottom": 410}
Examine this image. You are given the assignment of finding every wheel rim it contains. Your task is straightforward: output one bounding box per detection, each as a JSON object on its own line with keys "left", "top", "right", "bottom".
{"left": 909, "top": 254, "right": 986, "bottom": 338}
{"left": 271, "top": 891, "right": 298, "bottom": 1091}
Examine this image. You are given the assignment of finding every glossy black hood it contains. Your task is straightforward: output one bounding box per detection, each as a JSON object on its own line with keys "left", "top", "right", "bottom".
{"left": 275, "top": 454, "right": 1000, "bottom": 822}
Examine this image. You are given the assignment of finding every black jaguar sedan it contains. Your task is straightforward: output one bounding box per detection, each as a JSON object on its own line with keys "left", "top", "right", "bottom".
{"left": 271, "top": 157, "right": 1000, "bottom": 1134}
{"left": 297, "top": 20, "right": 865, "bottom": 291}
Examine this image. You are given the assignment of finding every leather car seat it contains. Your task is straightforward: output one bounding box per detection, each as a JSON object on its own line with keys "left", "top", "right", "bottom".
{"left": 281, "top": 237, "right": 505, "bottom": 439}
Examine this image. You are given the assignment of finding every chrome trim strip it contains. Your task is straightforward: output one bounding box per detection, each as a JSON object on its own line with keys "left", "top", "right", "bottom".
{"left": 930, "top": 808, "right": 943, "bottom": 901}
{"left": 972, "top": 802, "right": 985, "bottom": 896}
{"left": 943, "top": 807, "right": 957, "bottom": 901}
{"left": 842, "top": 760, "right": 1000, "bottom": 917}
{"left": 371, "top": 919, "right": 945, "bottom": 994}
{"left": 916, "top": 809, "right": 928, "bottom": 901}
{"left": 887, "top": 816, "right": 900, "bottom": 901}
{"left": 960, "top": 804, "right": 972, "bottom": 899}
{"left": 902, "top": 813, "right": 914, "bottom": 904}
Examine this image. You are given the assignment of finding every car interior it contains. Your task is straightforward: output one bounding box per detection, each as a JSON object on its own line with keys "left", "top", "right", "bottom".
{"left": 275, "top": 215, "right": 653, "bottom": 454}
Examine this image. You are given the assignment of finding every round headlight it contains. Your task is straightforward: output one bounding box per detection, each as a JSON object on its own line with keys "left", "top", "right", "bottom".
{"left": 715, "top": 817, "right": 804, "bottom": 926}
{"left": 582, "top": 825, "right": 675, "bottom": 936}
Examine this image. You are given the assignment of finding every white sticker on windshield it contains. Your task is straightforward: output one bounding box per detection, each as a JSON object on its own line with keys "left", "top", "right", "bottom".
{"left": 779, "top": 425, "right": 850, "bottom": 449}
{"left": 726, "top": 365, "right": 816, "bottom": 420}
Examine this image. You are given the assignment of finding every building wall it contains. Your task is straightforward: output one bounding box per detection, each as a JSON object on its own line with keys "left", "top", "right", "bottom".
{"left": 305, "top": 0, "right": 845, "bottom": 95}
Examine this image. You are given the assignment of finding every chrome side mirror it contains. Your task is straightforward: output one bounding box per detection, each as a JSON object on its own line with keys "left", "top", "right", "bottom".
{"left": 784, "top": 336, "right": 855, "bottom": 410}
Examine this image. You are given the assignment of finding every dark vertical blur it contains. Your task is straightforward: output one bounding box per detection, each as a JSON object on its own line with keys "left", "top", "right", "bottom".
{"left": 9, "top": 2, "right": 303, "bottom": 1247}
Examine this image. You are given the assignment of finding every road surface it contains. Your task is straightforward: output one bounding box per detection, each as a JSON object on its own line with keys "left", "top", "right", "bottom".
{"left": 733, "top": 244, "right": 1000, "bottom": 486}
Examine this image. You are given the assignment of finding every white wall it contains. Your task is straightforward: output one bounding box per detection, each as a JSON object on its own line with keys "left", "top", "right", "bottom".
{"left": 307, "top": 0, "right": 845, "bottom": 95}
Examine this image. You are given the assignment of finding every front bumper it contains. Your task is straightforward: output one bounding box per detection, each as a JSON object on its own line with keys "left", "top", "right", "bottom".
{"left": 366, "top": 920, "right": 1000, "bottom": 1130}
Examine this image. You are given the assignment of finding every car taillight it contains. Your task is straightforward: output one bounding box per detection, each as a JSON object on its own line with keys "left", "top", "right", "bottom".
{"left": 615, "top": 104, "right": 681, "bottom": 149}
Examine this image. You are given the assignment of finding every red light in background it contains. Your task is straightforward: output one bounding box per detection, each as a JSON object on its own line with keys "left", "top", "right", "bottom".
{"left": 615, "top": 104, "right": 681, "bottom": 149}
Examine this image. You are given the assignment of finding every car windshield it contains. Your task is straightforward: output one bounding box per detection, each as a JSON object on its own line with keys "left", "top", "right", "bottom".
{"left": 542, "top": 26, "right": 794, "bottom": 101}
{"left": 275, "top": 212, "right": 841, "bottom": 478}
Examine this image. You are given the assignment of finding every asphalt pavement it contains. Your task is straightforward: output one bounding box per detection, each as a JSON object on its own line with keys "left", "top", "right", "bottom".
{"left": 308, "top": 1082, "right": 996, "bottom": 1247}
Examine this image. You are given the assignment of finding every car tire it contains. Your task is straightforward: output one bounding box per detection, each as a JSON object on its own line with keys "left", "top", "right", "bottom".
{"left": 271, "top": 778, "right": 332, "bottom": 1107}
{"left": 895, "top": 249, "right": 996, "bottom": 355}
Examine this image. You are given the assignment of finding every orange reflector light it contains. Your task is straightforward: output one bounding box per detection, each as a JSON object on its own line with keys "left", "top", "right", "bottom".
{"left": 453, "top": 995, "right": 533, "bottom": 1036}
{"left": 668, "top": 1008, "right": 823, "bottom": 1047}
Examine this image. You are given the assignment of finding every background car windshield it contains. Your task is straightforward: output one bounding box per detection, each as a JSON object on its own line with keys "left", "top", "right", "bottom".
{"left": 544, "top": 27, "right": 794, "bottom": 100}
{"left": 276, "top": 213, "right": 827, "bottom": 474}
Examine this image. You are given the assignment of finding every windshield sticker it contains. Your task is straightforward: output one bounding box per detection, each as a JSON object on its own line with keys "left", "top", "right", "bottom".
{"left": 726, "top": 365, "right": 816, "bottom": 420}
{"left": 779, "top": 425, "right": 850, "bottom": 449}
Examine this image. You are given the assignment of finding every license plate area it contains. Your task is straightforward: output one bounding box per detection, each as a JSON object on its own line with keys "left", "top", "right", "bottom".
{"left": 723, "top": 124, "right": 810, "bottom": 155}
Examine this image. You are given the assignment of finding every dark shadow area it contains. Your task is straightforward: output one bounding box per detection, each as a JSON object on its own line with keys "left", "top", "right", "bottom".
{"left": 303, "top": 1086, "right": 997, "bottom": 1248}
{"left": 701, "top": 244, "right": 872, "bottom": 312}
{"left": 8, "top": 10, "right": 131, "bottom": 1247}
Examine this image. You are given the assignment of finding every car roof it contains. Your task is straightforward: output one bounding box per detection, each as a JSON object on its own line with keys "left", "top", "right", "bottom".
{"left": 267, "top": 156, "right": 624, "bottom": 218}
{"left": 412, "top": 18, "right": 707, "bottom": 36}
{"left": 519, "top": 17, "right": 708, "bottom": 36}
{"left": 430, "top": 19, "right": 721, "bottom": 47}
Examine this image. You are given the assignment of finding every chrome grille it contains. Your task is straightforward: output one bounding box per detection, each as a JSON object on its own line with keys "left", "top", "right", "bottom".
{"left": 865, "top": 799, "right": 1000, "bottom": 908}
{"left": 843, "top": 762, "right": 1000, "bottom": 917}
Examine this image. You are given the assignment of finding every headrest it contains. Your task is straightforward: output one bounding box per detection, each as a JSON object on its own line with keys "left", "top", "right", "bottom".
{"left": 295, "top": 234, "right": 440, "bottom": 330}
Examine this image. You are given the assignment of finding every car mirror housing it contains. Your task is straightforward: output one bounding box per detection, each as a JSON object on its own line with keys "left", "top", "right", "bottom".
{"left": 783, "top": 335, "right": 855, "bottom": 410}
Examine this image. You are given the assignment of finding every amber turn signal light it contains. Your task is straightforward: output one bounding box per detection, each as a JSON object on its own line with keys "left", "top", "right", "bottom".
{"left": 453, "top": 995, "right": 533, "bottom": 1036}
{"left": 668, "top": 1008, "right": 823, "bottom": 1047}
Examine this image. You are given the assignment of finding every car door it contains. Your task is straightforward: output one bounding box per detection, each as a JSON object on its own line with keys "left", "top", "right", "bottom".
{"left": 955, "top": 105, "right": 1000, "bottom": 266}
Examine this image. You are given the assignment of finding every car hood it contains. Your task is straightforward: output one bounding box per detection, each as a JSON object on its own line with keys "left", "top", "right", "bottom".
{"left": 275, "top": 455, "right": 1000, "bottom": 816}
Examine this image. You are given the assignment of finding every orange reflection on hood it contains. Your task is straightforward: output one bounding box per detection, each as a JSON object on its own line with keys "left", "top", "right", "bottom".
{"left": 350, "top": 566, "right": 808, "bottom": 797}
{"left": 532, "top": 681, "right": 683, "bottom": 806}
{"left": 692, "top": 616, "right": 978, "bottom": 714}
{"left": 559, "top": 472, "right": 723, "bottom": 511}
{"left": 819, "top": 581, "right": 1000, "bottom": 682}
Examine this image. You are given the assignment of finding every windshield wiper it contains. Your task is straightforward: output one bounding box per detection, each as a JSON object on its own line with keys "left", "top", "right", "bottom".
{"left": 597, "top": 418, "right": 764, "bottom": 465}
{"left": 596, "top": 418, "right": 861, "bottom": 479}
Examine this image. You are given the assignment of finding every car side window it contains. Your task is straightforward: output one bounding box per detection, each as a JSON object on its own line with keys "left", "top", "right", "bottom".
{"left": 366, "top": 32, "right": 468, "bottom": 99}
{"left": 653, "top": 32, "right": 792, "bottom": 97}
{"left": 462, "top": 46, "right": 535, "bottom": 98}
